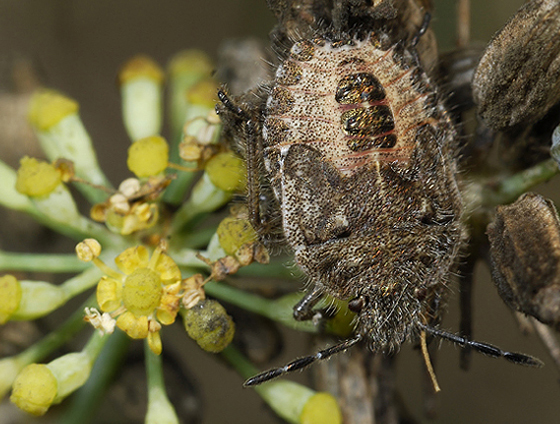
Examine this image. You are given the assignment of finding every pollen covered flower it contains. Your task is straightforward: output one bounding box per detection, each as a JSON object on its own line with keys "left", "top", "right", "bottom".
{"left": 81, "top": 241, "right": 182, "bottom": 354}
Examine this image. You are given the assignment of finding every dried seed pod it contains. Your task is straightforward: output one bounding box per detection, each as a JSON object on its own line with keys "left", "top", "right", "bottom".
{"left": 487, "top": 192, "right": 560, "bottom": 330}
{"left": 473, "top": 0, "right": 560, "bottom": 131}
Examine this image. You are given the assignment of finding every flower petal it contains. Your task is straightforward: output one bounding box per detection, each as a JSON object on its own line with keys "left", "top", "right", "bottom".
{"left": 115, "top": 246, "right": 149, "bottom": 274}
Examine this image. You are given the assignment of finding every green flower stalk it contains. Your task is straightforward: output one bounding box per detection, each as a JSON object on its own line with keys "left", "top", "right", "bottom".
{"left": 145, "top": 340, "right": 179, "bottom": 424}
{"left": 170, "top": 152, "right": 246, "bottom": 234}
{"left": 0, "top": 159, "right": 41, "bottom": 213}
{"left": 168, "top": 50, "right": 214, "bottom": 141}
{"left": 0, "top": 297, "right": 92, "bottom": 400}
{"left": 10, "top": 330, "right": 109, "bottom": 415}
{"left": 13, "top": 156, "right": 120, "bottom": 246}
{"left": 164, "top": 50, "right": 216, "bottom": 205}
{"left": 27, "top": 89, "right": 111, "bottom": 203}
{"left": 0, "top": 267, "right": 102, "bottom": 323}
{"left": 119, "top": 56, "right": 164, "bottom": 142}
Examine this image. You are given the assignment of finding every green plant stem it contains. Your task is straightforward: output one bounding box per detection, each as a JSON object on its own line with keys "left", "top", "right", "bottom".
{"left": 0, "top": 251, "right": 88, "bottom": 272}
{"left": 221, "top": 344, "right": 258, "bottom": 379}
{"left": 83, "top": 330, "right": 110, "bottom": 361}
{"left": 145, "top": 341, "right": 179, "bottom": 424}
{"left": 236, "top": 261, "right": 300, "bottom": 280}
{"left": 481, "top": 158, "right": 560, "bottom": 207}
{"left": 60, "top": 331, "right": 130, "bottom": 424}
{"left": 60, "top": 266, "right": 103, "bottom": 299}
{"left": 204, "top": 281, "right": 317, "bottom": 333}
{"left": 16, "top": 295, "right": 95, "bottom": 367}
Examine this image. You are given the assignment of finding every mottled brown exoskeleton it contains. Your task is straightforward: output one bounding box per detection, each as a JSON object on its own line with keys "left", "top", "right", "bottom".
{"left": 217, "top": 0, "right": 543, "bottom": 386}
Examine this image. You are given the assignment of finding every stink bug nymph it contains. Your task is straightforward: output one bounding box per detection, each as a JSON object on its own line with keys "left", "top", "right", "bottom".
{"left": 217, "top": 14, "right": 542, "bottom": 389}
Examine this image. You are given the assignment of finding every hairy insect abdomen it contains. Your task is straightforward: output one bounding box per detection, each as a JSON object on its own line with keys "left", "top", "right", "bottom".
{"left": 263, "top": 35, "right": 444, "bottom": 176}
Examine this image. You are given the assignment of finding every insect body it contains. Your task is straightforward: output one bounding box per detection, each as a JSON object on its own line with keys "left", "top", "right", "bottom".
{"left": 262, "top": 33, "right": 463, "bottom": 351}
{"left": 217, "top": 29, "right": 542, "bottom": 387}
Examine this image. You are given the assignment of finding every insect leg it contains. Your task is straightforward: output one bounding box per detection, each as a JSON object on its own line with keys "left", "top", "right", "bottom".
{"left": 420, "top": 324, "right": 544, "bottom": 367}
{"left": 411, "top": 12, "right": 431, "bottom": 47}
{"left": 244, "top": 335, "right": 362, "bottom": 387}
{"left": 293, "top": 285, "right": 325, "bottom": 321}
{"left": 217, "top": 89, "right": 281, "bottom": 241}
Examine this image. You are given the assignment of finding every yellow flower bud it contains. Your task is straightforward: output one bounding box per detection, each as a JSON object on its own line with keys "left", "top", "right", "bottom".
{"left": 168, "top": 50, "right": 213, "bottom": 79}
{"left": 185, "top": 78, "right": 217, "bottom": 109}
{"left": 0, "top": 275, "right": 22, "bottom": 324}
{"left": 217, "top": 216, "right": 258, "bottom": 256}
{"left": 75, "top": 239, "right": 102, "bottom": 262}
{"left": 10, "top": 364, "right": 58, "bottom": 416}
{"left": 205, "top": 152, "right": 247, "bottom": 192}
{"left": 300, "top": 392, "right": 342, "bottom": 424}
{"left": 118, "top": 55, "right": 164, "bottom": 85}
{"left": 15, "top": 157, "right": 61, "bottom": 197}
{"left": 324, "top": 299, "right": 356, "bottom": 338}
{"left": 27, "top": 89, "right": 79, "bottom": 132}
{"left": 127, "top": 136, "right": 169, "bottom": 178}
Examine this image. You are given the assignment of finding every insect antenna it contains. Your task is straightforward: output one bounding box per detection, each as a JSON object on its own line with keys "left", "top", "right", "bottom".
{"left": 419, "top": 323, "right": 544, "bottom": 368}
{"left": 243, "top": 335, "right": 363, "bottom": 387}
{"left": 217, "top": 89, "right": 247, "bottom": 119}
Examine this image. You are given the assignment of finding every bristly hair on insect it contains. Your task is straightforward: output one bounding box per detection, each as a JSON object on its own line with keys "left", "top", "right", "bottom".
{"left": 216, "top": 0, "right": 543, "bottom": 391}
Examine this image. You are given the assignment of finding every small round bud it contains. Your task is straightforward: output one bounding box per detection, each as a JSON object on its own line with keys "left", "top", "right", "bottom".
{"left": 127, "top": 136, "right": 169, "bottom": 178}
{"left": 300, "top": 392, "right": 342, "bottom": 424}
{"left": 10, "top": 364, "right": 58, "bottom": 416}
{"left": 183, "top": 299, "right": 235, "bottom": 353}
{"left": 186, "top": 78, "right": 217, "bottom": 108}
{"left": 0, "top": 275, "right": 22, "bottom": 324}
{"left": 118, "top": 177, "right": 141, "bottom": 197}
{"left": 168, "top": 50, "right": 213, "bottom": 79}
{"left": 75, "top": 239, "right": 102, "bottom": 262}
{"left": 27, "top": 89, "right": 79, "bottom": 131}
{"left": 118, "top": 55, "right": 164, "bottom": 85}
{"left": 216, "top": 216, "right": 258, "bottom": 256}
{"left": 205, "top": 152, "right": 246, "bottom": 192}
{"left": 15, "top": 157, "right": 61, "bottom": 197}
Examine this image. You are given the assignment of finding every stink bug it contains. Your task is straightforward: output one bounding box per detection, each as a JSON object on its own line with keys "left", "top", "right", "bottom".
{"left": 217, "top": 0, "right": 543, "bottom": 389}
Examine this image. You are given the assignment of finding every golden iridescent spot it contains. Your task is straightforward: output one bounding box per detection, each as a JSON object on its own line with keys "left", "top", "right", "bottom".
{"left": 336, "top": 73, "right": 387, "bottom": 104}
{"left": 290, "top": 40, "right": 315, "bottom": 61}
{"left": 347, "top": 134, "right": 397, "bottom": 152}
{"left": 341, "top": 105, "right": 395, "bottom": 137}
{"left": 275, "top": 60, "right": 303, "bottom": 85}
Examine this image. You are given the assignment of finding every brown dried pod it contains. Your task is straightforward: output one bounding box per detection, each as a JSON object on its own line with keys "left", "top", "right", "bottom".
{"left": 473, "top": 0, "right": 560, "bottom": 131}
{"left": 487, "top": 192, "right": 560, "bottom": 330}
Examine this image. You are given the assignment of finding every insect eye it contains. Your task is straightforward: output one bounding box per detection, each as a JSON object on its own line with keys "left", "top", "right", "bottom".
{"left": 348, "top": 296, "right": 366, "bottom": 312}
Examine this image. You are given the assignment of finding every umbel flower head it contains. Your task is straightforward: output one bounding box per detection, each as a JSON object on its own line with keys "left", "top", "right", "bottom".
{"left": 77, "top": 239, "right": 182, "bottom": 355}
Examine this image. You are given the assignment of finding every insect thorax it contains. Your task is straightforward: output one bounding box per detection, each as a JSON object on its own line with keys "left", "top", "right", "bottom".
{"left": 261, "top": 33, "right": 464, "bottom": 350}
